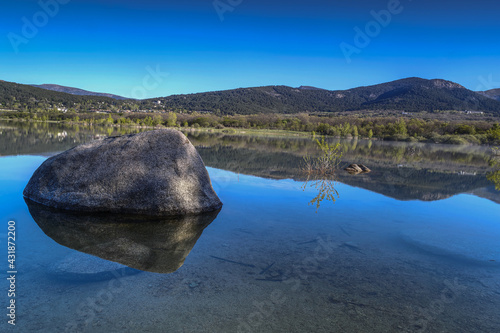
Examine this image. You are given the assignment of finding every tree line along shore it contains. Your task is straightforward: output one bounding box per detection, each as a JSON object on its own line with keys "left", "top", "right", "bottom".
{"left": 1, "top": 110, "right": 500, "bottom": 145}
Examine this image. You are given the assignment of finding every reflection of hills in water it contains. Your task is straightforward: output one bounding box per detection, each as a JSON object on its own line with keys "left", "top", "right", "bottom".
{"left": 2, "top": 120, "right": 498, "bottom": 202}
{"left": 26, "top": 199, "right": 220, "bottom": 274}
{"left": 0, "top": 120, "right": 143, "bottom": 156}
{"left": 187, "top": 133, "right": 499, "bottom": 202}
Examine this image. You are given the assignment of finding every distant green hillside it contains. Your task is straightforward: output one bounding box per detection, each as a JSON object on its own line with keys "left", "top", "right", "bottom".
{"left": 153, "top": 78, "right": 500, "bottom": 115}
{"left": 30, "top": 84, "right": 127, "bottom": 100}
{"left": 2, "top": 77, "right": 500, "bottom": 115}
{"left": 0, "top": 80, "right": 120, "bottom": 112}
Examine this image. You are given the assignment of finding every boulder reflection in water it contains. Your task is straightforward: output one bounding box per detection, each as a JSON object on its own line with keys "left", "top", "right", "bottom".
{"left": 25, "top": 199, "right": 220, "bottom": 274}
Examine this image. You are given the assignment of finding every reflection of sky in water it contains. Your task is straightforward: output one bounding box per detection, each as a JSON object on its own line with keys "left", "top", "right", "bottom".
{"left": 1, "top": 154, "right": 499, "bottom": 332}
{"left": 2, "top": 156, "right": 499, "bottom": 267}
{"left": 208, "top": 166, "right": 500, "bottom": 262}
{"left": 0, "top": 156, "right": 46, "bottom": 221}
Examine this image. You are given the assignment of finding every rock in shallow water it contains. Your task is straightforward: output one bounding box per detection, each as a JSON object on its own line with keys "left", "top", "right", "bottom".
{"left": 23, "top": 129, "right": 222, "bottom": 216}
{"left": 345, "top": 163, "right": 371, "bottom": 174}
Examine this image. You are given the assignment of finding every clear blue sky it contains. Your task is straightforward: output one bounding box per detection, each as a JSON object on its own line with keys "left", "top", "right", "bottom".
{"left": 1, "top": 0, "right": 499, "bottom": 98}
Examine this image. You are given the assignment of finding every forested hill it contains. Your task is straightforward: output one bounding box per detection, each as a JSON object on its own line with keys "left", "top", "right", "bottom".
{"left": 154, "top": 78, "right": 500, "bottom": 115}
{"left": 0, "top": 80, "right": 121, "bottom": 111}
{"left": 30, "top": 84, "right": 128, "bottom": 100}
{"left": 2, "top": 78, "right": 500, "bottom": 115}
{"left": 479, "top": 89, "right": 500, "bottom": 101}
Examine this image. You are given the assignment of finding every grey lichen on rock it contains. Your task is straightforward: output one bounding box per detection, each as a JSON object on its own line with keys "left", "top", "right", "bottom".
{"left": 23, "top": 129, "right": 222, "bottom": 215}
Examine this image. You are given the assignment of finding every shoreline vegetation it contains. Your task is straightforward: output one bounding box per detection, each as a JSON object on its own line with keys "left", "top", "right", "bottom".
{"left": 1, "top": 110, "right": 500, "bottom": 145}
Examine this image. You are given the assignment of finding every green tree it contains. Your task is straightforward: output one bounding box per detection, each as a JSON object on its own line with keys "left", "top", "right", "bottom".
{"left": 152, "top": 115, "right": 163, "bottom": 126}
{"left": 487, "top": 123, "right": 500, "bottom": 143}
{"left": 106, "top": 114, "right": 114, "bottom": 125}
{"left": 455, "top": 124, "right": 476, "bottom": 135}
{"left": 394, "top": 118, "right": 408, "bottom": 136}
{"left": 166, "top": 112, "right": 177, "bottom": 127}
{"left": 352, "top": 125, "right": 359, "bottom": 137}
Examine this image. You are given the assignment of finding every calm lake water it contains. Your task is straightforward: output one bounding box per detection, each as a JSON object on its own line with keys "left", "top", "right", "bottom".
{"left": 1, "top": 120, "right": 499, "bottom": 333}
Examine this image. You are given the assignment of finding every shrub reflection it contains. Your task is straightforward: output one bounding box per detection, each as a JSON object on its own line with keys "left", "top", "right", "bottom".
{"left": 302, "top": 137, "right": 343, "bottom": 211}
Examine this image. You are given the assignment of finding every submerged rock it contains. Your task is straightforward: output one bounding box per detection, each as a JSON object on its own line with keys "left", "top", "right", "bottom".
{"left": 401, "top": 228, "right": 500, "bottom": 265}
{"left": 345, "top": 163, "right": 371, "bottom": 174}
{"left": 358, "top": 164, "right": 371, "bottom": 172}
{"left": 23, "top": 129, "right": 222, "bottom": 216}
{"left": 49, "top": 252, "right": 141, "bottom": 282}
{"left": 27, "top": 199, "right": 220, "bottom": 273}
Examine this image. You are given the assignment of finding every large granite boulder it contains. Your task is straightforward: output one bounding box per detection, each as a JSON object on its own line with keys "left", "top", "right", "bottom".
{"left": 23, "top": 129, "right": 222, "bottom": 215}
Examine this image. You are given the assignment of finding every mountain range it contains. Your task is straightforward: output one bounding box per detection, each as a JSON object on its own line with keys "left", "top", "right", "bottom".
{"left": 30, "top": 84, "right": 128, "bottom": 100}
{"left": 478, "top": 89, "right": 500, "bottom": 101}
{"left": 154, "top": 78, "right": 500, "bottom": 114}
{"left": 1, "top": 77, "right": 500, "bottom": 115}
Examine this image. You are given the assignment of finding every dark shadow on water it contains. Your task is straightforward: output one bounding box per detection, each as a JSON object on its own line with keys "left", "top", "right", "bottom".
{"left": 25, "top": 199, "right": 220, "bottom": 274}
